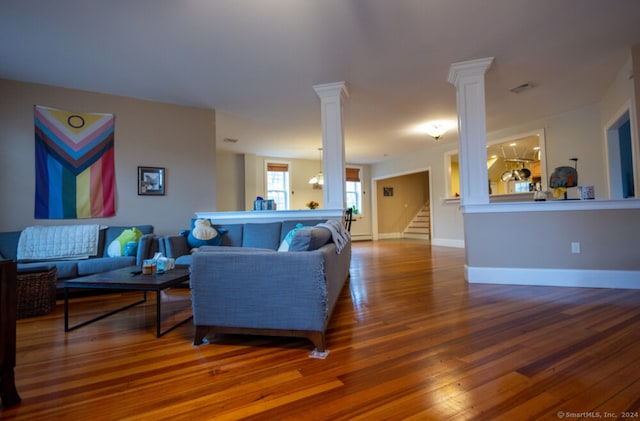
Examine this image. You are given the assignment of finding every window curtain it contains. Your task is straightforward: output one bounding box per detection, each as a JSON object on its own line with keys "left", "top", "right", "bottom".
{"left": 346, "top": 167, "right": 360, "bottom": 182}
{"left": 267, "top": 163, "right": 289, "bottom": 172}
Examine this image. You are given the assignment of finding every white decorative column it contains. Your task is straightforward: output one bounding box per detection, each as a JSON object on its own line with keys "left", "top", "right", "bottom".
{"left": 313, "top": 81, "right": 349, "bottom": 210}
{"left": 447, "top": 57, "right": 494, "bottom": 206}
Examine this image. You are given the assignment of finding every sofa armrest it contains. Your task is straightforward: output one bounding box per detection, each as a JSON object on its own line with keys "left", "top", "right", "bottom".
{"left": 163, "top": 235, "right": 190, "bottom": 259}
{"left": 136, "top": 234, "right": 160, "bottom": 266}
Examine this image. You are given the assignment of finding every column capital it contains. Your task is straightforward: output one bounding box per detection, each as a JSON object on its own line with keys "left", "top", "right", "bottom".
{"left": 313, "top": 81, "right": 349, "bottom": 100}
{"left": 447, "top": 57, "right": 494, "bottom": 86}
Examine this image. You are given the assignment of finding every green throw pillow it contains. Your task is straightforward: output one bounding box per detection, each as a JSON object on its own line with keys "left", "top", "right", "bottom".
{"left": 107, "top": 227, "right": 143, "bottom": 257}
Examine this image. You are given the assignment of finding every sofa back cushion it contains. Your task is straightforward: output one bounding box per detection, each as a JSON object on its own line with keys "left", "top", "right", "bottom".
{"left": 288, "top": 227, "right": 332, "bottom": 251}
{"left": 214, "top": 224, "right": 244, "bottom": 247}
{"left": 241, "top": 222, "right": 283, "bottom": 250}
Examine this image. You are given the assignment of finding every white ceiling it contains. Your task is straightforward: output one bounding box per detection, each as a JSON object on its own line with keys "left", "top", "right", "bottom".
{"left": 2, "top": 1, "right": 640, "bottom": 164}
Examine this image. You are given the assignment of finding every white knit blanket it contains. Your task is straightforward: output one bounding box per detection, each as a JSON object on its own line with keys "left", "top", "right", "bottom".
{"left": 316, "top": 219, "right": 351, "bottom": 254}
{"left": 17, "top": 224, "right": 100, "bottom": 261}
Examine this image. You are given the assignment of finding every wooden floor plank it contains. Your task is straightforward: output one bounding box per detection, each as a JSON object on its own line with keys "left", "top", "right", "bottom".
{"left": 2, "top": 239, "right": 640, "bottom": 420}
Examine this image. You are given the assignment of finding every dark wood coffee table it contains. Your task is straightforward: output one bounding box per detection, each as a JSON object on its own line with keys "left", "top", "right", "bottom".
{"left": 63, "top": 266, "right": 192, "bottom": 337}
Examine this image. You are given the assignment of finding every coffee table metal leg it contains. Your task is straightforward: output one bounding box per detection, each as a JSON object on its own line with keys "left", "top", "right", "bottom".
{"left": 156, "top": 291, "right": 161, "bottom": 337}
{"left": 64, "top": 287, "right": 69, "bottom": 332}
{"left": 155, "top": 290, "right": 193, "bottom": 338}
{"left": 65, "top": 291, "right": 147, "bottom": 332}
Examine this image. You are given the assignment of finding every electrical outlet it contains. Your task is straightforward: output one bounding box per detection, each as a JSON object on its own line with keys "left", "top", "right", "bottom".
{"left": 571, "top": 242, "right": 581, "bottom": 254}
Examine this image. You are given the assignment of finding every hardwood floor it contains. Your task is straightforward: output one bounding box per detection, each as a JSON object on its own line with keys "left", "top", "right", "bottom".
{"left": 2, "top": 240, "right": 640, "bottom": 420}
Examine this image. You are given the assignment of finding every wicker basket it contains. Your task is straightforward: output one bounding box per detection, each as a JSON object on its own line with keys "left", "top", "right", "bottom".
{"left": 16, "top": 266, "right": 57, "bottom": 319}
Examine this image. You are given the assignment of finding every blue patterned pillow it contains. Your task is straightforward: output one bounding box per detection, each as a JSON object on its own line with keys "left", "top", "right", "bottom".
{"left": 278, "top": 224, "right": 307, "bottom": 251}
{"left": 288, "top": 226, "right": 332, "bottom": 252}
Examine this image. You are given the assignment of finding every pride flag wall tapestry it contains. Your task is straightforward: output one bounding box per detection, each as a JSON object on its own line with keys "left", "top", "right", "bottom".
{"left": 34, "top": 105, "right": 116, "bottom": 219}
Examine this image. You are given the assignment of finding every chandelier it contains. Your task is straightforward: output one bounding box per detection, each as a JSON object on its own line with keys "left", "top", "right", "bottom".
{"left": 309, "top": 148, "right": 324, "bottom": 187}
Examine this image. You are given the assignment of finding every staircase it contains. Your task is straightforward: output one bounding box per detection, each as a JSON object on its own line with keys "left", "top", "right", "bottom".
{"left": 403, "top": 203, "right": 430, "bottom": 240}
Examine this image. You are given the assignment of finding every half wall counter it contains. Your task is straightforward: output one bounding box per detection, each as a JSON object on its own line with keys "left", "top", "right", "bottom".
{"left": 194, "top": 209, "right": 344, "bottom": 225}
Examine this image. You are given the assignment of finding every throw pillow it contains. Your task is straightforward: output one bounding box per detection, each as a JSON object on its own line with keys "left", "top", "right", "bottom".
{"left": 183, "top": 219, "right": 227, "bottom": 250}
{"left": 107, "top": 227, "right": 143, "bottom": 257}
{"left": 278, "top": 224, "right": 308, "bottom": 252}
{"left": 288, "top": 226, "right": 332, "bottom": 252}
{"left": 123, "top": 241, "right": 138, "bottom": 257}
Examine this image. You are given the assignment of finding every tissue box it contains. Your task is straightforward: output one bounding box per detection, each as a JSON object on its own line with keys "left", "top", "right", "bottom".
{"left": 156, "top": 257, "right": 175, "bottom": 273}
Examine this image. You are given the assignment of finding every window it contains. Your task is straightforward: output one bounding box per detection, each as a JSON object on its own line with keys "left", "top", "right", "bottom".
{"left": 346, "top": 167, "right": 362, "bottom": 215}
{"left": 266, "top": 162, "right": 290, "bottom": 210}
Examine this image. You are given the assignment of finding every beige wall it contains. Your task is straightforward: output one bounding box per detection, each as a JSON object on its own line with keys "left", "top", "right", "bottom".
{"left": 465, "top": 209, "right": 640, "bottom": 271}
{"left": 376, "top": 172, "right": 429, "bottom": 234}
{"left": 0, "top": 78, "right": 216, "bottom": 235}
{"left": 242, "top": 154, "right": 324, "bottom": 210}
{"left": 372, "top": 102, "right": 612, "bottom": 246}
{"left": 370, "top": 142, "right": 464, "bottom": 246}
{"left": 215, "top": 150, "right": 245, "bottom": 211}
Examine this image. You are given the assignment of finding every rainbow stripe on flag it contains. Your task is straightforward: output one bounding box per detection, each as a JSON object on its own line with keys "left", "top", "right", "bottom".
{"left": 34, "top": 105, "right": 116, "bottom": 219}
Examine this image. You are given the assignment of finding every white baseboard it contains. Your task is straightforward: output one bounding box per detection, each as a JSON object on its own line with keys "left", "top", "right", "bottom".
{"left": 378, "top": 233, "right": 402, "bottom": 240}
{"left": 431, "top": 238, "right": 465, "bottom": 248}
{"left": 466, "top": 265, "right": 640, "bottom": 289}
{"left": 403, "top": 233, "right": 430, "bottom": 240}
{"left": 375, "top": 234, "right": 464, "bottom": 246}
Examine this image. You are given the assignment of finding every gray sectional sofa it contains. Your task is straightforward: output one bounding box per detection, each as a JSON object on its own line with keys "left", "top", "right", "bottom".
{"left": 164, "top": 219, "right": 351, "bottom": 352}
{"left": 163, "top": 219, "right": 328, "bottom": 264}
{"left": 0, "top": 225, "right": 159, "bottom": 290}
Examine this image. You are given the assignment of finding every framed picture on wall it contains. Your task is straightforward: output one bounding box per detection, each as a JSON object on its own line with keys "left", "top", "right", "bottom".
{"left": 383, "top": 187, "right": 394, "bottom": 197}
{"left": 138, "top": 166, "right": 165, "bottom": 196}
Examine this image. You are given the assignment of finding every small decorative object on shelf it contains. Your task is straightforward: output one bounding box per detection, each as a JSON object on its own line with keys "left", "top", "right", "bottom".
{"left": 550, "top": 158, "right": 578, "bottom": 200}
{"left": 306, "top": 200, "right": 319, "bottom": 210}
{"left": 533, "top": 182, "right": 546, "bottom": 201}
{"left": 253, "top": 196, "right": 276, "bottom": 210}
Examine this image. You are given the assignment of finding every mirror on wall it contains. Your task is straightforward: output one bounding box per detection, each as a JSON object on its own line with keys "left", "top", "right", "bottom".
{"left": 446, "top": 129, "right": 547, "bottom": 199}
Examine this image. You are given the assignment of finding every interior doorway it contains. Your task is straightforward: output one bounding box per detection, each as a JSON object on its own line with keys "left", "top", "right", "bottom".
{"left": 372, "top": 169, "right": 431, "bottom": 240}
{"left": 606, "top": 108, "right": 636, "bottom": 199}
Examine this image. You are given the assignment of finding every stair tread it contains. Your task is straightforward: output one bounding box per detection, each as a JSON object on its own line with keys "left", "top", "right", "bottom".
{"left": 404, "top": 203, "right": 430, "bottom": 238}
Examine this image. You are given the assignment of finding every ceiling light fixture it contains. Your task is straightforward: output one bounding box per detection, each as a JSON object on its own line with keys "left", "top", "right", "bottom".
{"left": 414, "top": 120, "right": 456, "bottom": 141}
{"left": 308, "top": 173, "right": 324, "bottom": 185}
{"left": 309, "top": 148, "right": 324, "bottom": 187}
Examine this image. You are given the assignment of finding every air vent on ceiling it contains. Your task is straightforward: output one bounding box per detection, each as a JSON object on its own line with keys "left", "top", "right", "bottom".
{"left": 509, "top": 82, "right": 537, "bottom": 94}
